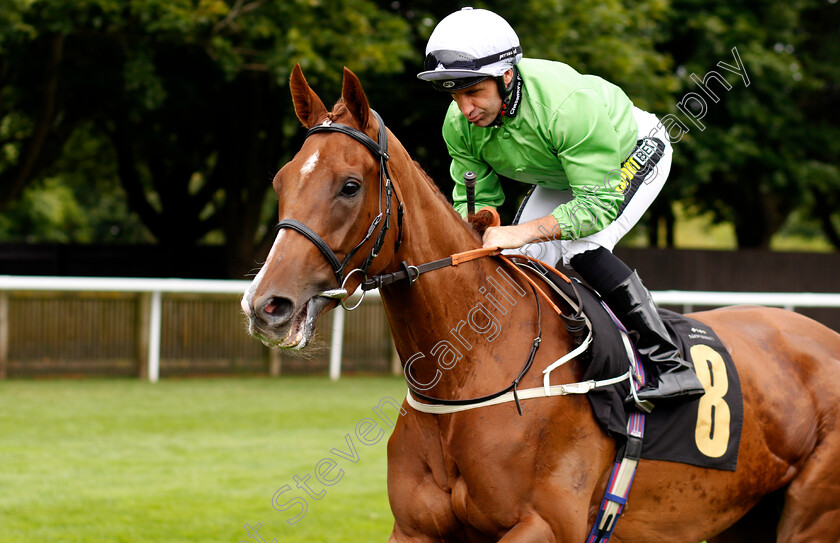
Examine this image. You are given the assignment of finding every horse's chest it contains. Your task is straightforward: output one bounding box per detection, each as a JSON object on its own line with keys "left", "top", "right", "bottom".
{"left": 443, "top": 437, "right": 537, "bottom": 536}
{"left": 450, "top": 475, "right": 504, "bottom": 536}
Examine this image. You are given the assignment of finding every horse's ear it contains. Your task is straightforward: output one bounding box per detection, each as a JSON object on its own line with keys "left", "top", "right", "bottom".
{"left": 341, "top": 67, "right": 371, "bottom": 131}
{"left": 290, "top": 63, "right": 328, "bottom": 129}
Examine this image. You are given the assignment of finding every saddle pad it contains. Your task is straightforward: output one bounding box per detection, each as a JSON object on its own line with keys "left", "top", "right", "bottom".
{"left": 535, "top": 270, "right": 743, "bottom": 471}
{"left": 640, "top": 310, "right": 743, "bottom": 471}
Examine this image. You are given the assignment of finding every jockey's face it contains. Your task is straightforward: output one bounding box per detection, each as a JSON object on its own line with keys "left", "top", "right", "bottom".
{"left": 450, "top": 69, "right": 514, "bottom": 127}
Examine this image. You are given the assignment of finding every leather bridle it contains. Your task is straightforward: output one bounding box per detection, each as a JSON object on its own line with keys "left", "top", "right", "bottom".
{"left": 273, "top": 111, "right": 592, "bottom": 415}
{"left": 276, "top": 109, "right": 403, "bottom": 303}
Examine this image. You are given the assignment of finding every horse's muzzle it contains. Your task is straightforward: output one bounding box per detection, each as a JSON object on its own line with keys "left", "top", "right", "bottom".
{"left": 245, "top": 293, "right": 334, "bottom": 350}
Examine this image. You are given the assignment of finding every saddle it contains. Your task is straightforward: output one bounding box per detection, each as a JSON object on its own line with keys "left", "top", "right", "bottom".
{"left": 521, "top": 262, "right": 744, "bottom": 472}
{"left": 397, "top": 251, "right": 744, "bottom": 541}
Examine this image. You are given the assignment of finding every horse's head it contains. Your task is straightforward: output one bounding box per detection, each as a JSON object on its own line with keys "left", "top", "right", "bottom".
{"left": 241, "top": 65, "right": 403, "bottom": 349}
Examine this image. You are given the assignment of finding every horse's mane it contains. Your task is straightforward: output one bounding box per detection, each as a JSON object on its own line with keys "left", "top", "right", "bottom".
{"left": 410, "top": 158, "right": 484, "bottom": 243}
{"left": 411, "top": 160, "right": 452, "bottom": 208}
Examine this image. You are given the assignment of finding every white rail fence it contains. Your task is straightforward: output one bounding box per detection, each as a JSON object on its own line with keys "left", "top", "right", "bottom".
{"left": 1, "top": 275, "right": 839, "bottom": 382}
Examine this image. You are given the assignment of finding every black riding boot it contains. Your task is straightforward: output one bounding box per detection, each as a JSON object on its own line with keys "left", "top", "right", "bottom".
{"left": 604, "top": 271, "right": 706, "bottom": 405}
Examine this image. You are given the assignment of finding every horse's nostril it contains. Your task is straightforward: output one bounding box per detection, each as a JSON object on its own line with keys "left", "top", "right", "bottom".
{"left": 262, "top": 297, "right": 294, "bottom": 321}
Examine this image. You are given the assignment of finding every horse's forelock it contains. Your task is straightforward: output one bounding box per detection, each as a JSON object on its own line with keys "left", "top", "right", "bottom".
{"left": 326, "top": 102, "right": 347, "bottom": 123}
{"left": 324, "top": 100, "right": 380, "bottom": 141}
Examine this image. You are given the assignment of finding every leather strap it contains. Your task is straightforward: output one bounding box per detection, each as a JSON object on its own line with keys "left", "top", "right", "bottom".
{"left": 276, "top": 218, "right": 343, "bottom": 282}
{"left": 278, "top": 109, "right": 401, "bottom": 286}
{"left": 451, "top": 246, "right": 499, "bottom": 265}
{"left": 361, "top": 247, "right": 499, "bottom": 291}
{"left": 306, "top": 114, "right": 389, "bottom": 160}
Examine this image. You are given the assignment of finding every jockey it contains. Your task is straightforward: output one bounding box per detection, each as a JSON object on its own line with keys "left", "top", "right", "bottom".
{"left": 417, "top": 7, "right": 705, "bottom": 406}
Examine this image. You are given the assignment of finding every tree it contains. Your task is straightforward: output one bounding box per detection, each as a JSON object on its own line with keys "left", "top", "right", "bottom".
{"left": 0, "top": 0, "right": 413, "bottom": 276}
{"left": 0, "top": 1, "right": 72, "bottom": 210}
{"left": 2, "top": 0, "right": 837, "bottom": 267}
{"left": 662, "top": 0, "right": 839, "bottom": 248}
{"left": 795, "top": 0, "right": 840, "bottom": 248}
{"left": 0, "top": 122, "right": 152, "bottom": 243}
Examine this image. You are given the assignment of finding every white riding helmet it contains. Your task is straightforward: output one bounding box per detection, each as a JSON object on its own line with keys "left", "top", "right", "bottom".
{"left": 417, "top": 7, "right": 522, "bottom": 92}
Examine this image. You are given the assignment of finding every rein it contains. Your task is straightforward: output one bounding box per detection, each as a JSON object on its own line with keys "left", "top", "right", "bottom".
{"left": 281, "top": 110, "right": 611, "bottom": 415}
{"left": 360, "top": 246, "right": 498, "bottom": 291}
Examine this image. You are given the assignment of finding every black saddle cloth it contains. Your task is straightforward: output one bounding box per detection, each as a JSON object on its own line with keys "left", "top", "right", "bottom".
{"left": 539, "top": 268, "right": 743, "bottom": 471}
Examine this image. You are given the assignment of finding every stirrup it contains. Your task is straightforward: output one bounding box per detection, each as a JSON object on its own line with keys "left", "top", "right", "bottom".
{"left": 624, "top": 364, "right": 654, "bottom": 413}
{"left": 626, "top": 386, "right": 654, "bottom": 413}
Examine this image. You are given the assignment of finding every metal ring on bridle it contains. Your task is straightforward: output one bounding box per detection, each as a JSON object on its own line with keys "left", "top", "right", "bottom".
{"left": 406, "top": 265, "right": 420, "bottom": 285}
{"left": 279, "top": 109, "right": 403, "bottom": 299}
{"left": 340, "top": 268, "right": 368, "bottom": 311}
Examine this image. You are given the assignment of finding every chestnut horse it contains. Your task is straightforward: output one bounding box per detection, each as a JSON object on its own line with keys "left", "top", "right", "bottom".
{"left": 241, "top": 65, "right": 840, "bottom": 542}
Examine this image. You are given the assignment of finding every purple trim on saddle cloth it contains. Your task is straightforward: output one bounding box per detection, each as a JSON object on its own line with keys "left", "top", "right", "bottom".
{"left": 585, "top": 306, "right": 647, "bottom": 543}
{"left": 586, "top": 413, "right": 646, "bottom": 543}
{"left": 601, "top": 301, "right": 649, "bottom": 386}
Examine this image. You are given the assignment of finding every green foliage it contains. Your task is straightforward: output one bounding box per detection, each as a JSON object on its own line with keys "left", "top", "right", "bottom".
{"left": 0, "top": 178, "right": 85, "bottom": 242}
{"left": 662, "top": 0, "right": 840, "bottom": 248}
{"left": 515, "top": 0, "right": 676, "bottom": 112}
{"left": 0, "top": 0, "right": 414, "bottom": 276}
{"left": 0, "top": 0, "right": 837, "bottom": 271}
{"left": 0, "top": 122, "right": 152, "bottom": 243}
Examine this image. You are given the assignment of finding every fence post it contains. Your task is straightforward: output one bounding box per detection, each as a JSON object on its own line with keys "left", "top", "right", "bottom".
{"left": 137, "top": 293, "right": 151, "bottom": 380}
{"left": 269, "top": 347, "right": 282, "bottom": 377}
{"left": 329, "top": 308, "right": 345, "bottom": 381}
{"left": 0, "top": 292, "right": 8, "bottom": 380}
{"left": 148, "top": 290, "right": 162, "bottom": 383}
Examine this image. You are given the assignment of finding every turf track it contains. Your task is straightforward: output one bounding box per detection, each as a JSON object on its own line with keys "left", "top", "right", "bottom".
{"left": 0, "top": 376, "right": 406, "bottom": 542}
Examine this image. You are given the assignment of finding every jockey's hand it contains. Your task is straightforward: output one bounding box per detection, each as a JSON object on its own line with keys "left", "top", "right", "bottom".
{"left": 482, "top": 225, "right": 531, "bottom": 250}
{"left": 481, "top": 215, "right": 562, "bottom": 250}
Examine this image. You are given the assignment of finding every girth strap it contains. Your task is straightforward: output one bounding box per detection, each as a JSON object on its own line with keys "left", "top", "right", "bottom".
{"left": 407, "top": 280, "right": 543, "bottom": 416}
{"left": 586, "top": 305, "right": 650, "bottom": 543}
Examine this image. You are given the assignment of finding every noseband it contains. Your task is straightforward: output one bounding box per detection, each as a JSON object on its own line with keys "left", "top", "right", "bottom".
{"left": 276, "top": 109, "right": 403, "bottom": 298}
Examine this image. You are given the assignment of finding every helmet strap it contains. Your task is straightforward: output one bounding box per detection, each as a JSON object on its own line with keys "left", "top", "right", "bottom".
{"left": 489, "top": 66, "right": 523, "bottom": 126}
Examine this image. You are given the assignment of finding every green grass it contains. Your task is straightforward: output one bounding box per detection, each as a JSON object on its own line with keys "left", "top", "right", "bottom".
{"left": 0, "top": 376, "right": 407, "bottom": 542}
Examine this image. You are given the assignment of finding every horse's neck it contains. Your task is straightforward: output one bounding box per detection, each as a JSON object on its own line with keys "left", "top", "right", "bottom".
{"left": 379, "top": 155, "right": 571, "bottom": 397}
{"left": 393, "top": 157, "right": 481, "bottom": 262}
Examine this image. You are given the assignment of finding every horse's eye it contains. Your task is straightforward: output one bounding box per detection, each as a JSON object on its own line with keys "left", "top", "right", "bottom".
{"left": 340, "top": 180, "right": 361, "bottom": 197}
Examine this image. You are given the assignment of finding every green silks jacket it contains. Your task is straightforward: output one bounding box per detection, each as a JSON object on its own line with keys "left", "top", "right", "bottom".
{"left": 444, "top": 57, "right": 639, "bottom": 240}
